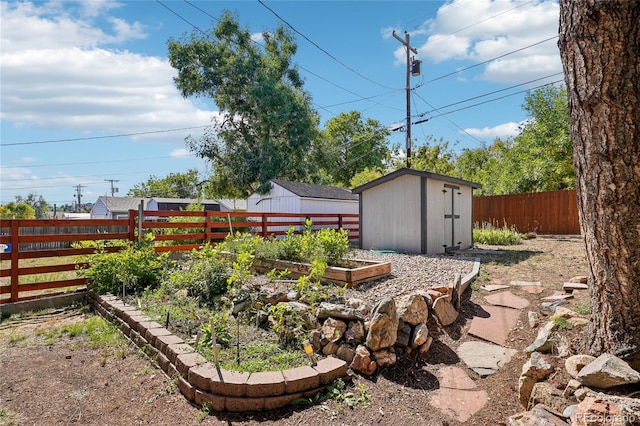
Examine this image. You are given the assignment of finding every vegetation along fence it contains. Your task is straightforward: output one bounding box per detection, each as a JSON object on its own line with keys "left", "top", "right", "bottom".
{"left": 0, "top": 210, "right": 359, "bottom": 304}
{"left": 473, "top": 189, "right": 580, "bottom": 235}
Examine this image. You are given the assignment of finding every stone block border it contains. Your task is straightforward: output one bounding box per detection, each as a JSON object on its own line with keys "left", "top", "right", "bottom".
{"left": 87, "top": 290, "right": 348, "bottom": 412}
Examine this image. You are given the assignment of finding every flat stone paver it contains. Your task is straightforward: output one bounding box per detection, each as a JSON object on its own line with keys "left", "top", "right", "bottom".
{"left": 480, "top": 284, "right": 511, "bottom": 292}
{"left": 484, "top": 291, "right": 530, "bottom": 309}
{"left": 467, "top": 305, "right": 521, "bottom": 346}
{"left": 510, "top": 280, "right": 541, "bottom": 287}
{"left": 542, "top": 293, "right": 574, "bottom": 301}
{"left": 438, "top": 366, "right": 477, "bottom": 390}
{"left": 520, "top": 286, "right": 546, "bottom": 295}
{"left": 428, "top": 388, "right": 489, "bottom": 422}
{"left": 457, "top": 341, "right": 517, "bottom": 377}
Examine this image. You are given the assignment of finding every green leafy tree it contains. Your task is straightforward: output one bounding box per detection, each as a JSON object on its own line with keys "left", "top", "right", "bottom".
{"left": 14, "top": 193, "right": 49, "bottom": 218}
{"left": 127, "top": 169, "right": 204, "bottom": 198}
{"left": 349, "top": 166, "right": 386, "bottom": 188}
{"left": 453, "top": 85, "right": 572, "bottom": 195}
{"left": 321, "top": 111, "right": 390, "bottom": 187}
{"left": 168, "top": 11, "right": 320, "bottom": 197}
{"left": 411, "top": 137, "right": 456, "bottom": 175}
{"left": 0, "top": 202, "right": 36, "bottom": 219}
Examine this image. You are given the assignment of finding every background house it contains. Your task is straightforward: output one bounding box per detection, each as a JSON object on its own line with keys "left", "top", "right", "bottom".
{"left": 246, "top": 179, "right": 358, "bottom": 215}
{"left": 90, "top": 197, "right": 230, "bottom": 219}
{"left": 352, "top": 168, "right": 481, "bottom": 254}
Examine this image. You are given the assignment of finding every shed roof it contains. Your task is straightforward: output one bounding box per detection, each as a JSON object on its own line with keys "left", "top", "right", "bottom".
{"left": 271, "top": 179, "right": 358, "bottom": 201}
{"left": 351, "top": 168, "right": 482, "bottom": 194}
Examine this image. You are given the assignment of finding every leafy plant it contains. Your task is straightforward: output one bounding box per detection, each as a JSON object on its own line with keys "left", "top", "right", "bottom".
{"left": 550, "top": 316, "right": 574, "bottom": 329}
{"left": 77, "top": 234, "right": 174, "bottom": 296}
{"left": 196, "top": 313, "right": 233, "bottom": 350}
{"left": 166, "top": 243, "right": 229, "bottom": 307}
{"left": 473, "top": 222, "right": 521, "bottom": 245}
{"left": 293, "top": 378, "right": 371, "bottom": 409}
{"left": 268, "top": 303, "right": 312, "bottom": 347}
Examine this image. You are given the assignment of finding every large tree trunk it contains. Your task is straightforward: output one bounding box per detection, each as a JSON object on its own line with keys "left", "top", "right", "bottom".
{"left": 558, "top": 0, "right": 640, "bottom": 369}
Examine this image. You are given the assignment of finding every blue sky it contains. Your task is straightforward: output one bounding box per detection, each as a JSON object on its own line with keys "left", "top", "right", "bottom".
{"left": 0, "top": 0, "right": 563, "bottom": 207}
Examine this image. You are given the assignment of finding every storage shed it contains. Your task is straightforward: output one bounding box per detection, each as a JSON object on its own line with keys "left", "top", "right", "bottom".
{"left": 246, "top": 179, "right": 358, "bottom": 215}
{"left": 351, "top": 168, "right": 481, "bottom": 254}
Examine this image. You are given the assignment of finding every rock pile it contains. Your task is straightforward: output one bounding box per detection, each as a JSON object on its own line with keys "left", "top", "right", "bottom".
{"left": 249, "top": 273, "right": 464, "bottom": 377}
{"left": 511, "top": 303, "right": 640, "bottom": 425}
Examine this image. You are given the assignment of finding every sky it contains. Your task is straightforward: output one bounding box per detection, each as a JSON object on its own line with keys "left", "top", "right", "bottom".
{"left": 0, "top": 0, "right": 564, "bottom": 207}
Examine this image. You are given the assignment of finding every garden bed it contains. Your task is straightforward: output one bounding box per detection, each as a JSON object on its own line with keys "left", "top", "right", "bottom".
{"left": 251, "top": 258, "right": 391, "bottom": 287}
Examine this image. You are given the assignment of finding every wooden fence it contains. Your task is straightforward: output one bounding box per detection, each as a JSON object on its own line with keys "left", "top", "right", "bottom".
{"left": 473, "top": 189, "right": 580, "bottom": 235}
{"left": 0, "top": 210, "right": 358, "bottom": 304}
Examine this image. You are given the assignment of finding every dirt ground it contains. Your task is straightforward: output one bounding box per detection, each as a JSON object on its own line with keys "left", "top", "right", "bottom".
{"left": 0, "top": 236, "right": 590, "bottom": 426}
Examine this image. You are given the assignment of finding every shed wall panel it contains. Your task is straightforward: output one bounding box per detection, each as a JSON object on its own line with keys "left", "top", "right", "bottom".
{"left": 425, "top": 179, "right": 446, "bottom": 254}
{"left": 361, "top": 174, "right": 421, "bottom": 253}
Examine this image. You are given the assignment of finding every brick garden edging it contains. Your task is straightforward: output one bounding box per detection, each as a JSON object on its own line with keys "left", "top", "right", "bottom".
{"left": 87, "top": 290, "right": 348, "bottom": 412}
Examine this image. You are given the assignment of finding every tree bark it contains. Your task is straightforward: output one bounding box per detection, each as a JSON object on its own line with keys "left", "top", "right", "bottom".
{"left": 558, "top": 0, "right": 640, "bottom": 368}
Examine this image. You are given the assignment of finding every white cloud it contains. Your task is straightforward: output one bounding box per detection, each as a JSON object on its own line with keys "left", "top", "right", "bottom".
{"left": 170, "top": 148, "right": 192, "bottom": 158}
{"left": 463, "top": 121, "right": 521, "bottom": 138}
{"left": 0, "top": 1, "right": 219, "bottom": 143}
{"left": 417, "top": 0, "right": 561, "bottom": 83}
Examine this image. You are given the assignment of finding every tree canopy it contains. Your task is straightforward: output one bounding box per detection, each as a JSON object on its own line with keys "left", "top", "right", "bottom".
{"left": 0, "top": 201, "right": 36, "bottom": 219}
{"left": 168, "top": 11, "right": 320, "bottom": 197}
{"left": 127, "top": 169, "right": 204, "bottom": 198}
{"left": 319, "top": 112, "right": 391, "bottom": 187}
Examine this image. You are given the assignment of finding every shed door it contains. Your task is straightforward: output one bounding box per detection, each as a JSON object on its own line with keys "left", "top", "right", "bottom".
{"left": 443, "top": 184, "right": 461, "bottom": 252}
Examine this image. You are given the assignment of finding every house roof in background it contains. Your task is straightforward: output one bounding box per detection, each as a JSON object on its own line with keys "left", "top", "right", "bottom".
{"left": 151, "top": 197, "right": 219, "bottom": 205}
{"left": 98, "top": 196, "right": 151, "bottom": 212}
{"left": 351, "top": 168, "right": 483, "bottom": 194}
{"left": 271, "top": 179, "right": 358, "bottom": 201}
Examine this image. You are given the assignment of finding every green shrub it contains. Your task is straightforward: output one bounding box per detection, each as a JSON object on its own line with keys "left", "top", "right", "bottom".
{"left": 77, "top": 234, "right": 173, "bottom": 296}
{"left": 166, "top": 243, "right": 229, "bottom": 307}
{"left": 473, "top": 222, "right": 521, "bottom": 245}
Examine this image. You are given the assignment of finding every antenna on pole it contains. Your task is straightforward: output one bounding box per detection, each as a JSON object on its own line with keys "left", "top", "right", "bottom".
{"left": 393, "top": 30, "right": 421, "bottom": 168}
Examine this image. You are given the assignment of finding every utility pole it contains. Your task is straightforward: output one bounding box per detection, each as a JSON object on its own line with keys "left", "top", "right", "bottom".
{"left": 105, "top": 179, "right": 120, "bottom": 197}
{"left": 393, "top": 30, "right": 421, "bottom": 168}
{"left": 73, "top": 184, "right": 85, "bottom": 212}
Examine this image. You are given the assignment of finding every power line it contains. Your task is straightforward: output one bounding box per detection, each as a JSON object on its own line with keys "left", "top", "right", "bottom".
{"left": 415, "top": 72, "right": 564, "bottom": 118}
{"left": 257, "top": 0, "right": 399, "bottom": 91}
{"left": 418, "top": 36, "right": 559, "bottom": 87}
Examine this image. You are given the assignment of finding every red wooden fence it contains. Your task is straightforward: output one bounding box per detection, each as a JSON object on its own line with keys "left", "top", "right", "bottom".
{"left": 473, "top": 190, "right": 580, "bottom": 235}
{"left": 0, "top": 211, "right": 358, "bottom": 304}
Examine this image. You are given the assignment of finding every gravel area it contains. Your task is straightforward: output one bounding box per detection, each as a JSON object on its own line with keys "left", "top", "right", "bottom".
{"left": 344, "top": 249, "right": 478, "bottom": 306}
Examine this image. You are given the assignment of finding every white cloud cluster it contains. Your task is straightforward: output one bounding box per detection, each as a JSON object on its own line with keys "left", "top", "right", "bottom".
{"left": 0, "top": 1, "right": 218, "bottom": 141}
{"left": 416, "top": 0, "right": 561, "bottom": 83}
{"left": 463, "top": 121, "right": 521, "bottom": 139}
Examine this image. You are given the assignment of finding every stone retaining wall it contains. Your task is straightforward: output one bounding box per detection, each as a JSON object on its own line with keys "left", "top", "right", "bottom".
{"left": 87, "top": 290, "right": 348, "bottom": 412}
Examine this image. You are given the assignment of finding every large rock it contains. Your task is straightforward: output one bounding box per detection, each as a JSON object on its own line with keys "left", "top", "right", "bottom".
{"left": 431, "top": 294, "right": 458, "bottom": 326}
{"left": 320, "top": 317, "right": 347, "bottom": 344}
{"left": 395, "top": 293, "right": 428, "bottom": 325}
{"left": 518, "top": 352, "right": 555, "bottom": 408}
{"left": 372, "top": 348, "right": 396, "bottom": 367}
{"left": 395, "top": 320, "right": 411, "bottom": 348}
{"left": 565, "top": 354, "right": 596, "bottom": 379}
{"left": 344, "top": 320, "right": 365, "bottom": 345}
{"left": 570, "top": 392, "right": 640, "bottom": 426}
{"left": 316, "top": 302, "right": 365, "bottom": 321}
{"left": 528, "top": 382, "right": 566, "bottom": 416}
{"left": 345, "top": 298, "right": 372, "bottom": 316}
{"left": 412, "top": 323, "right": 429, "bottom": 348}
{"left": 365, "top": 297, "right": 398, "bottom": 351}
{"left": 350, "top": 345, "right": 377, "bottom": 376}
{"left": 525, "top": 321, "right": 558, "bottom": 353}
{"left": 335, "top": 344, "right": 356, "bottom": 363}
{"left": 508, "top": 404, "right": 569, "bottom": 426}
{"left": 576, "top": 353, "right": 640, "bottom": 389}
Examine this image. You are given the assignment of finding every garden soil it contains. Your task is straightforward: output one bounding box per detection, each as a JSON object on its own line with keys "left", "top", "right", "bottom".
{"left": 0, "top": 236, "right": 590, "bottom": 426}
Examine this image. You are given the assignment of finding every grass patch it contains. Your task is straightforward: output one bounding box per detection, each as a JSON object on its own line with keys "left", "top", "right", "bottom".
{"left": 0, "top": 408, "right": 17, "bottom": 426}
{"left": 473, "top": 222, "right": 521, "bottom": 245}
{"left": 574, "top": 303, "right": 591, "bottom": 315}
